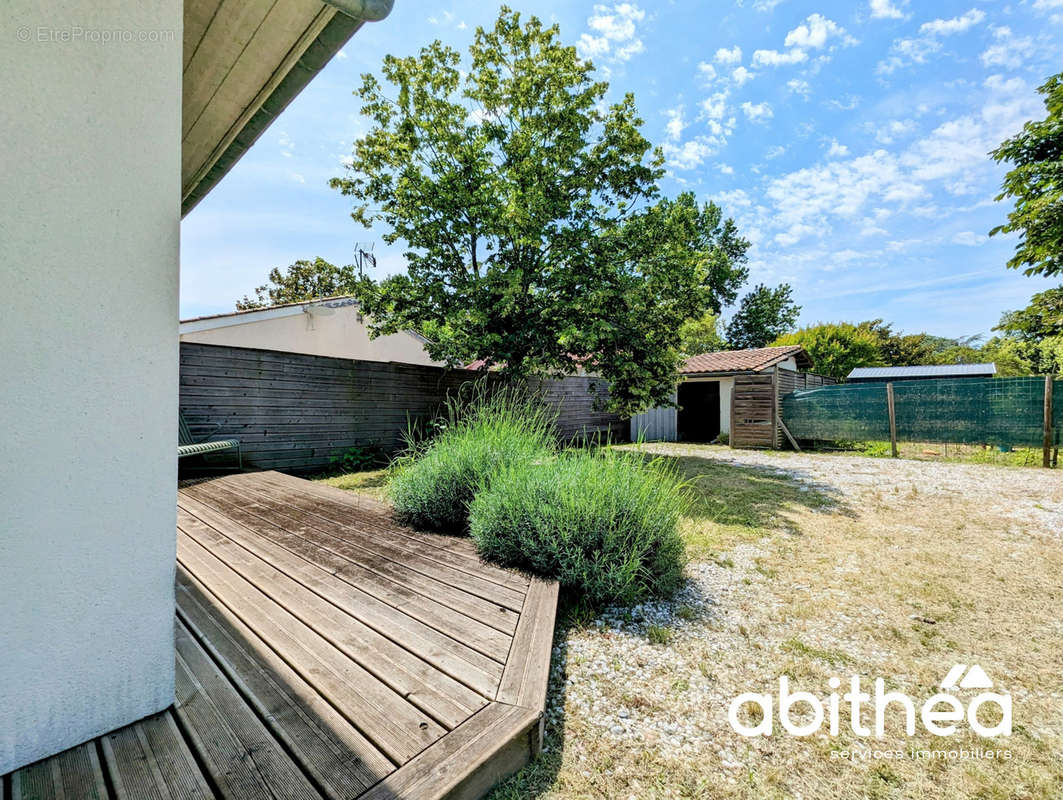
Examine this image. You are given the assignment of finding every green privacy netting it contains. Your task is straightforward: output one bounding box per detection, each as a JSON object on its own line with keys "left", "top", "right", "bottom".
{"left": 781, "top": 376, "right": 1063, "bottom": 448}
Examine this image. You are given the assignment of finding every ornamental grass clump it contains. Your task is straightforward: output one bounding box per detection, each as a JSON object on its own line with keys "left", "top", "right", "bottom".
{"left": 469, "top": 449, "right": 688, "bottom": 608}
{"left": 388, "top": 388, "right": 555, "bottom": 533}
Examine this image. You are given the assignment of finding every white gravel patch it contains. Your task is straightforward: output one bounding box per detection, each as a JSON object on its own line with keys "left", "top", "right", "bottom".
{"left": 543, "top": 447, "right": 1063, "bottom": 771}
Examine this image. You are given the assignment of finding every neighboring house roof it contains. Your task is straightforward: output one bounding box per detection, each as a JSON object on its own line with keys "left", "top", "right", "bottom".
{"left": 179, "top": 295, "right": 431, "bottom": 345}
{"left": 181, "top": 0, "right": 394, "bottom": 216}
{"left": 681, "top": 345, "right": 812, "bottom": 375}
{"left": 847, "top": 363, "right": 997, "bottom": 380}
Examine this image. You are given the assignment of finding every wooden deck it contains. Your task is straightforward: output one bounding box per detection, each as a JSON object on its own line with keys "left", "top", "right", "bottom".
{"left": 4, "top": 471, "right": 558, "bottom": 800}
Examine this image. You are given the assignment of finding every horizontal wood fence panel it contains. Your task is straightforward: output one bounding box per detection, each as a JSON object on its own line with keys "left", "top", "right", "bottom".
{"left": 180, "top": 343, "right": 624, "bottom": 474}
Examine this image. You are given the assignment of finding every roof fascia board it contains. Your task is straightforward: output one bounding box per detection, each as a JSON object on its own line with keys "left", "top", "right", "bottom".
{"left": 180, "top": 303, "right": 310, "bottom": 333}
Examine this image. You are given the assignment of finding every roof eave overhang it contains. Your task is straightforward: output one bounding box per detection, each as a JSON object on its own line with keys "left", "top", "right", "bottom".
{"left": 181, "top": 1, "right": 394, "bottom": 217}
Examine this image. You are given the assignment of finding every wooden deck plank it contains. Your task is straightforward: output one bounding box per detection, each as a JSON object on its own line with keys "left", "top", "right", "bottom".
{"left": 193, "top": 473, "right": 528, "bottom": 597}
{"left": 186, "top": 480, "right": 520, "bottom": 634}
{"left": 176, "top": 539, "right": 452, "bottom": 760}
{"left": 179, "top": 492, "right": 511, "bottom": 671}
{"left": 173, "top": 621, "right": 323, "bottom": 800}
{"left": 359, "top": 703, "right": 540, "bottom": 800}
{"left": 11, "top": 742, "right": 108, "bottom": 800}
{"left": 240, "top": 473, "right": 530, "bottom": 592}
{"left": 176, "top": 576, "right": 394, "bottom": 799}
{"left": 9, "top": 471, "right": 559, "bottom": 800}
{"left": 178, "top": 519, "right": 490, "bottom": 718}
{"left": 100, "top": 711, "right": 213, "bottom": 800}
{"left": 495, "top": 578, "right": 559, "bottom": 712}
{"left": 183, "top": 478, "right": 526, "bottom": 612}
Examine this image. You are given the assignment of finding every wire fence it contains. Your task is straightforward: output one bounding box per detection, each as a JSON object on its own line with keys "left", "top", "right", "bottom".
{"left": 781, "top": 376, "right": 1061, "bottom": 449}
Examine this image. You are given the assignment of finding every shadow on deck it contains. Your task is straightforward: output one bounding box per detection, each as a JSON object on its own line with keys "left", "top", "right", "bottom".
{"left": 5, "top": 471, "right": 558, "bottom": 800}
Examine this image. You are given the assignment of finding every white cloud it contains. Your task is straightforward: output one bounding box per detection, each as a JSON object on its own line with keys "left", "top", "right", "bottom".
{"left": 576, "top": 34, "right": 610, "bottom": 58}
{"left": 1034, "top": 0, "right": 1063, "bottom": 7}
{"left": 764, "top": 149, "right": 927, "bottom": 240}
{"left": 578, "top": 4, "right": 646, "bottom": 63}
{"left": 878, "top": 8, "right": 986, "bottom": 74}
{"left": 919, "top": 9, "right": 985, "bottom": 36}
{"left": 784, "top": 14, "right": 857, "bottom": 49}
{"left": 874, "top": 118, "right": 916, "bottom": 144}
{"left": 741, "top": 101, "right": 773, "bottom": 122}
{"left": 827, "top": 139, "right": 849, "bottom": 157}
{"left": 712, "top": 188, "right": 752, "bottom": 208}
{"left": 717, "top": 163, "right": 735, "bottom": 175}
{"left": 952, "top": 231, "right": 985, "bottom": 246}
{"left": 715, "top": 46, "right": 743, "bottom": 65}
{"left": 752, "top": 0, "right": 785, "bottom": 11}
{"left": 787, "top": 78, "right": 811, "bottom": 97}
{"left": 869, "top": 0, "right": 907, "bottom": 20}
{"left": 766, "top": 145, "right": 786, "bottom": 159}
{"left": 981, "top": 27, "right": 1035, "bottom": 70}
{"left": 700, "top": 90, "right": 730, "bottom": 120}
{"left": 732, "top": 66, "right": 755, "bottom": 86}
{"left": 290, "top": 172, "right": 305, "bottom": 184}
{"left": 664, "top": 106, "right": 686, "bottom": 141}
{"left": 335, "top": 49, "right": 348, "bottom": 60}
{"left": 662, "top": 136, "right": 720, "bottom": 170}
{"left": 753, "top": 47, "right": 808, "bottom": 66}
{"left": 697, "top": 61, "right": 717, "bottom": 82}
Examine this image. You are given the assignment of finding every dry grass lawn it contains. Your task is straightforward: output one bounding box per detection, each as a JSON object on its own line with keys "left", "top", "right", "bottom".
{"left": 482, "top": 445, "right": 1063, "bottom": 800}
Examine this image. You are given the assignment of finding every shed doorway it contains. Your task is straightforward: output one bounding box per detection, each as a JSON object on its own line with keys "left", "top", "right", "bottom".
{"left": 678, "top": 381, "right": 721, "bottom": 442}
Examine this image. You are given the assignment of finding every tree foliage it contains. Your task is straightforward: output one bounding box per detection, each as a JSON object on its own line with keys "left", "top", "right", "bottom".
{"left": 236, "top": 258, "right": 358, "bottom": 310}
{"left": 678, "top": 310, "right": 726, "bottom": 356}
{"left": 725, "top": 283, "right": 800, "bottom": 349}
{"left": 329, "top": 7, "right": 748, "bottom": 415}
{"left": 773, "top": 323, "right": 882, "bottom": 380}
{"left": 994, "top": 285, "right": 1063, "bottom": 341}
{"left": 990, "top": 72, "right": 1063, "bottom": 277}
{"left": 856, "top": 319, "right": 937, "bottom": 366}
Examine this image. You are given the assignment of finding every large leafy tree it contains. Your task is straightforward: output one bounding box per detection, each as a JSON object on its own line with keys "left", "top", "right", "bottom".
{"left": 725, "top": 283, "right": 800, "bottom": 349}
{"left": 329, "top": 7, "right": 748, "bottom": 415}
{"left": 990, "top": 72, "right": 1063, "bottom": 277}
{"left": 236, "top": 258, "right": 358, "bottom": 310}
{"left": 678, "top": 310, "right": 726, "bottom": 356}
{"left": 773, "top": 323, "right": 882, "bottom": 381}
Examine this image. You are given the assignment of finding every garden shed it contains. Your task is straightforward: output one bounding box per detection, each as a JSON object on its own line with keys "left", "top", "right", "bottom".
{"left": 631, "top": 345, "right": 835, "bottom": 448}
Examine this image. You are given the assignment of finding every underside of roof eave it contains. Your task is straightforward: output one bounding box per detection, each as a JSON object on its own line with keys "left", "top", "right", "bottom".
{"left": 181, "top": 4, "right": 390, "bottom": 217}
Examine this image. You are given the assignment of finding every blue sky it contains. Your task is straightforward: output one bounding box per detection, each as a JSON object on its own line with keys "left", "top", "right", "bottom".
{"left": 180, "top": 0, "right": 1062, "bottom": 338}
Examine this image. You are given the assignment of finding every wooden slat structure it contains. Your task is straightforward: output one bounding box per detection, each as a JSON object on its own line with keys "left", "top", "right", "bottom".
{"left": 731, "top": 367, "right": 836, "bottom": 449}
{"left": 6, "top": 472, "right": 558, "bottom": 800}
{"left": 179, "top": 343, "right": 625, "bottom": 473}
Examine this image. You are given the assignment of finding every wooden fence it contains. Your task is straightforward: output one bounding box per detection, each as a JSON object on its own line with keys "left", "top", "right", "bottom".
{"left": 179, "top": 343, "right": 625, "bottom": 473}
{"left": 731, "top": 367, "right": 836, "bottom": 449}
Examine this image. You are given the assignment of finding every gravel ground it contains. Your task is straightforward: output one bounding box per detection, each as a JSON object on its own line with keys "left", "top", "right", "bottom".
{"left": 513, "top": 446, "right": 1063, "bottom": 800}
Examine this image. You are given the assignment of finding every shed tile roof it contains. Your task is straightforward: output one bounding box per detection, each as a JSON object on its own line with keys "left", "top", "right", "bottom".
{"left": 681, "top": 345, "right": 810, "bottom": 374}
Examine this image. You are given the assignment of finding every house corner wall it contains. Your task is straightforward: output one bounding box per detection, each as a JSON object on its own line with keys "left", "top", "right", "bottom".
{"left": 0, "top": 0, "right": 181, "bottom": 773}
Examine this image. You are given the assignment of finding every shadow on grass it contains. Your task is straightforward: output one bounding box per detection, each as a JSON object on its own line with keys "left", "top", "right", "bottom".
{"left": 669, "top": 455, "right": 848, "bottom": 528}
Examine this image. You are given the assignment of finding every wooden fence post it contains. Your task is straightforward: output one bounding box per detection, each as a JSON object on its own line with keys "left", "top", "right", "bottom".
{"left": 1044, "top": 375, "right": 1054, "bottom": 469}
{"left": 886, "top": 382, "right": 898, "bottom": 458}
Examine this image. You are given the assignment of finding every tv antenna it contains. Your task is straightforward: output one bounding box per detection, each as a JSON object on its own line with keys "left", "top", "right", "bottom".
{"left": 355, "top": 242, "right": 376, "bottom": 278}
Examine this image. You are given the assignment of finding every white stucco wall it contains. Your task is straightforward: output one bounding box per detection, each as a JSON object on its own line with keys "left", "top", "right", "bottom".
{"left": 0, "top": 0, "right": 181, "bottom": 774}
{"left": 180, "top": 301, "right": 442, "bottom": 366}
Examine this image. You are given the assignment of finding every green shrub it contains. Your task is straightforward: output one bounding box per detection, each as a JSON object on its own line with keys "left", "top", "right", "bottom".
{"left": 469, "top": 449, "right": 688, "bottom": 607}
{"left": 388, "top": 389, "right": 555, "bottom": 533}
